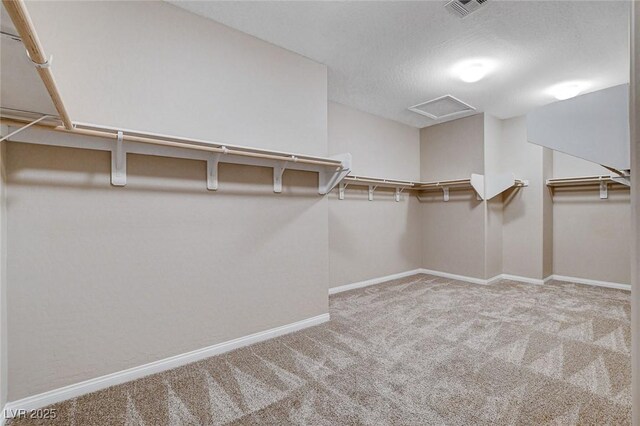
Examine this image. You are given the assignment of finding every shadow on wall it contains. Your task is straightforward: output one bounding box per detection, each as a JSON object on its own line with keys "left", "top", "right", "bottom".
{"left": 502, "top": 186, "right": 527, "bottom": 226}
{"left": 549, "top": 186, "right": 631, "bottom": 204}
{"left": 415, "top": 188, "right": 483, "bottom": 206}
{"left": 6, "top": 144, "right": 323, "bottom": 199}
{"left": 327, "top": 186, "right": 421, "bottom": 284}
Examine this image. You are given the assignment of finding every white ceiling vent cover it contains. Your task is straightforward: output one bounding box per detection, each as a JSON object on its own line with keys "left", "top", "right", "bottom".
{"left": 408, "top": 95, "right": 476, "bottom": 120}
{"left": 445, "top": 0, "right": 488, "bottom": 18}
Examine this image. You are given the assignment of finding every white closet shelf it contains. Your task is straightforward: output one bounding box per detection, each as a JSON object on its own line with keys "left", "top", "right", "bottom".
{"left": 546, "top": 174, "right": 631, "bottom": 199}
{"left": 1, "top": 114, "right": 352, "bottom": 195}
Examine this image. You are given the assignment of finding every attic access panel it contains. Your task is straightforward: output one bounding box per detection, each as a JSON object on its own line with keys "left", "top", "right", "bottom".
{"left": 408, "top": 95, "right": 476, "bottom": 120}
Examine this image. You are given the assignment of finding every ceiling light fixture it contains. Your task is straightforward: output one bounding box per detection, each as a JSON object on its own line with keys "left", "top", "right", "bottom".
{"left": 459, "top": 63, "right": 487, "bottom": 83}
{"left": 453, "top": 59, "right": 497, "bottom": 83}
{"left": 548, "top": 82, "right": 588, "bottom": 101}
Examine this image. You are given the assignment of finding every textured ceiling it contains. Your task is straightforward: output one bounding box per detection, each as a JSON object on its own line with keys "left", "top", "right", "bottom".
{"left": 169, "top": 0, "right": 630, "bottom": 128}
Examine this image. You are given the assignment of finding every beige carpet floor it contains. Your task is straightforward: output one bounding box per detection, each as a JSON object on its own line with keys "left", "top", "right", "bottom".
{"left": 9, "top": 274, "right": 631, "bottom": 425}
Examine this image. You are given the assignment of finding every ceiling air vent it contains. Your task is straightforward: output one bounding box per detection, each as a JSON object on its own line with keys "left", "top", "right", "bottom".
{"left": 445, "top": 0, "right": 488, "bottom": 18}
{"left": 408, "top": 95, "right": 475, "bottom": 120}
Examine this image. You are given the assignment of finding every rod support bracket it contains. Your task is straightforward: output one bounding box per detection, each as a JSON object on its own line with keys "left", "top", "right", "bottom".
{"left": 111, "top": 131, "right": 126, "bottom": 186}
{"left": 273, "top": 161, "right": 288, "bottom": 193}
{"left": 442, "top": 187, "right": 450, "bottom": 202}
{"left": 395, "top": 187, "right": 404, "bottom": 202}
{"left": 207, "top": 153, "right": 221, "bottom": 191}
{"left": 26, "top": 50, "right": 52, "bottom": 69}
{"left": 600, "top": 180, "right": 608, "bottom": 199}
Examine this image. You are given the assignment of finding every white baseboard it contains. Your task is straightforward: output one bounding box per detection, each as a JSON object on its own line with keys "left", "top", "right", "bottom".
{"left": 331, "top": 268, "right": 631, "bottom": 294}
{"left": 420, "top": 269, "right": 548, "bottom": 286}
{"left": 419, "top": 268, "right": 489, "bottom": 285}
{"left": 420, "top": 268, "right": 630, "bottom": 291}
{"left": 500, "top": 274, "right": 545, "bottom": 285}
{"left": 550, "top": 274, "right": 631, "bottom": 291}
{"left": 2, "top": 313, "right": 329, "bottom": 418}
{"left": 329, "top": 269, "right": 423, "bottom": 295}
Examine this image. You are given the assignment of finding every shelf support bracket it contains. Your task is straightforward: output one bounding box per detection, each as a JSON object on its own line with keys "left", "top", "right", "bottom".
{"left": 207, "top": 153, "right": 221, "bottom": 191}
{"left": 442, "top": 187, "right": 449, "bottom": 202}
{"left": 111, "top": 131, "right": 126, "bottom": 186}
{"left": 318, "top": 153, "right": 352, "bottom": 195}
{"left": 273, "top": 161, "right": 287, "bottom": 193}
{"left": 600, "top": 181, "right": 608, "bottom": 199}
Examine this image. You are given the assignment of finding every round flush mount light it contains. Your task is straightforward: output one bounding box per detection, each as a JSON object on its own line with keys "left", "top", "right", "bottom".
{"left": 453, "top": 59, "right": 497, "bottom": 83}
{"left": 459, "top": 63, "right": 488, "bottom": 83}
{"left": 548, "top": 82, "right": 589, "bottom": 101}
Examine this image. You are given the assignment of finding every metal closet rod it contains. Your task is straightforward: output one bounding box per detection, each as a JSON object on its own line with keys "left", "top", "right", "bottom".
{"left": 546, "top": 175, "right": 630, "bottom": 187}
{"left": 341, "top": 176, "right": 479, "bottom": 191}
{"left": 2, "top": 0, "right": 73, "bottom": 129}
{"left": 343, "top": 175, "right": 415, "bottom": 187}
{"left": 0, "top": 116, "right": 344, "bottom": 168}
{"left": 414, "top": 178, "right": 472, "bottom": 189}
{"left": 341, "top": 176, "right": 489, "bottom": 190}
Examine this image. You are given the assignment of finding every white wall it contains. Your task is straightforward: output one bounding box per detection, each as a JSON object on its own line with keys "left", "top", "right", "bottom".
{"left": 499, "top": 116, "right": 630, "bottom": 284}
{"left": 484, "top": 114, "right": 504, "bottom": 279}
{"left": 420, "top": 114, "right": 486, "bottom": 279}
{"left": 499, "top": 116, "right": 548, "bottom": 280}
{"left": 328, "top": 102, "right": 421, "bottom": 288}
{"left": 0, "top": 138, "right": 6, "bottom": 410}
{"left": 424, "top": 113, "right": 628, "bottom": 285}
{"left": 5, "top": 2, "right": 329, "bottom": 401}
{"left": 27, "top": 1, "right": 327, "bottom": 157}
{"left": 552, "top": 151, "right": 631, "bottom": 284}
{"left": 631, "top": 3, "right": 639, "bottom": 420}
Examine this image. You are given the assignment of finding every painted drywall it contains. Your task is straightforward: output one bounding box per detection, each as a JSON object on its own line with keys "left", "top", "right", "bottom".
{"left": 6, "top": 144, "right": 329, "bottom": 401}
{"left": 328, "top": 102, "right": 421, "bottom": 288}
{"left": 328, "top": 102, "right": 419, "bottom": 180}
{"left": 5, "top": 2, "right": 329, "bottom": 402}
{"left": 0, "top": 138, "right": 6, "bottom": 410}
{"left": 420, "top": 114, "right": 486, "bottom": 279}
{"left": 552, "top": 152, "right": 631, "bottom": 285}
{"left": 499, "top": 116, "right": 630, "bottom": 284}
{"left": 542, "top": 148, "right": 553, "bottom": 278}
{"left": 484, "top": 114, "right": 503, "bottom": 279}
{"left": 631, "top": 3, "right": 639, "bottom": 422}
{"left": 25, "top": 1, "right": 327, "bottom": 157}
{"left": 499, "top": 116, "right": 548, "bottom": 280}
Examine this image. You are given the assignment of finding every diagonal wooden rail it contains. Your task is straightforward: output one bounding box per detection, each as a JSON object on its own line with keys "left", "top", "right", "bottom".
{"left": 2, "top": 0, "right": 73, "bottom": 129}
